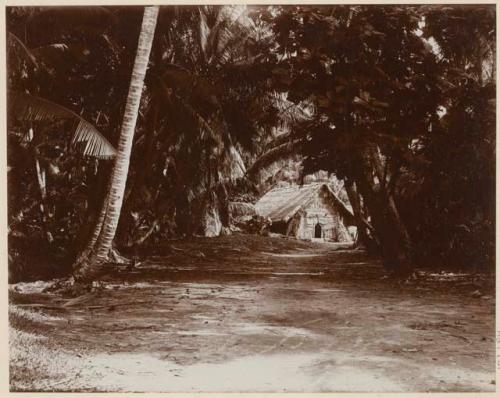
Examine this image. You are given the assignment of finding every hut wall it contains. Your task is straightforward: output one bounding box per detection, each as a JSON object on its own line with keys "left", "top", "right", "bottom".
{"left": 294, "top": 212, "right": 310, "bottom": 240}
{"left": 300, "top": 192, "right": 353, "bottom": 242}
{"left": 286, "top": 212, "right": 301, "bottom": 237}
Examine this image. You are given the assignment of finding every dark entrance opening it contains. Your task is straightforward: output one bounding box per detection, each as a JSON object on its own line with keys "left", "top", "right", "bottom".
{"left": 314, "top": 223, "right": 322, "bottom": 238}
{"left": 270, "top": 220, "right": 288, "bottom": 235}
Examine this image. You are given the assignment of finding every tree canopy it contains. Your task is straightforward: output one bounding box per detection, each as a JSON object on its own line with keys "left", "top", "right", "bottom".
{"left": 7, "top": 5, "right": 495, "bottom": 281}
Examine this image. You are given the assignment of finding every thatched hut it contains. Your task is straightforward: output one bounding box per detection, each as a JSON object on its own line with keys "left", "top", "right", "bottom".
{"left": 255, "top": 183, "right": 356, "bottom": 242}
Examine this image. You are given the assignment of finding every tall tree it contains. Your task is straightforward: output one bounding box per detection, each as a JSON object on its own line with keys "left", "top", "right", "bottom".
{"left": 254, "top": 5, "right": 443, "bottom": 275}
{"left": 118, "top": 5, "right": 279, "bottom": 242}
{"left": 73, "top": 6, "right": 159, "bottom": 282}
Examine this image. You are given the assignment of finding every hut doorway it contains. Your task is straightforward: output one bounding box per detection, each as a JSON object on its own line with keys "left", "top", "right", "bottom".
{"left": 314, "top": 223, "right": 322, "bottom": 238}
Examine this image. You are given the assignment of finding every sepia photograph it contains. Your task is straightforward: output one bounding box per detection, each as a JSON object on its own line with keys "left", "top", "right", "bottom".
{"left": 5, "top": 2, "right": 496, "bottom": 393}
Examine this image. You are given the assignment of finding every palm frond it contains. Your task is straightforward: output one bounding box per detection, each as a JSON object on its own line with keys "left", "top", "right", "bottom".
{"left": 221, "top": 25, "right": 251, "bottom": 62}
{"left": 9, "top": 91, "right": 116, "bottom": 159}
{"left": 197, "top": 8, "right": 210, "bottom": 63}
{"left": 246, "top": 138, "right": 304, "bottom": 179}
{"left": 7, "top": 32, "right": 39, "bottom": 69}
{"left": 31, "top": 43, "right": 70, "bottom": 59}
{"left": 174, "top": 93, "right": 223, "bottom": 147}
{"left": 222, "top": 144, "right": 246, "bottom": 180}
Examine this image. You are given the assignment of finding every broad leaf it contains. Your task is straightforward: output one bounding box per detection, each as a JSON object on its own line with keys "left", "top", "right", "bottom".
{"left": 9, "top": 91, "right": 116, "bottom": 159}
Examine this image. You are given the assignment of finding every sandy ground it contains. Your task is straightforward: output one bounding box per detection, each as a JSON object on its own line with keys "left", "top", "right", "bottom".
{"left": 9, "top": 234, "right": 496, "bottom": 392}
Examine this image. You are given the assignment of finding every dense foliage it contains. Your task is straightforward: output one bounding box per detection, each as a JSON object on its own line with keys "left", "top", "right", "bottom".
{"left": 252, "top": 5, "right": 495, "bottom": 271}
{"left": 7, "top": 5, "right": 495, "bottom": 282}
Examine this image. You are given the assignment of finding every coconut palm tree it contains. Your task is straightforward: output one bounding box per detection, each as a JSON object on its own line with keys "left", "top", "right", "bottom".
{"left": 73, "top": 6, "right": 159, "bottom": 281}
{"left": 118, "top": 5, "right": 280, "bottom": 242}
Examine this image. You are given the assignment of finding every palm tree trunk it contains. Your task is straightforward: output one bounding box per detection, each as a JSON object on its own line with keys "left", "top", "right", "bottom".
{"left": 74, "top": 6, "right": 159, "bottom": 281}
{"left": 74, "top": 191, "right": 109, "bottom": 265}
{"left": 115, "top": 103, "right": 160, "bottom": 246}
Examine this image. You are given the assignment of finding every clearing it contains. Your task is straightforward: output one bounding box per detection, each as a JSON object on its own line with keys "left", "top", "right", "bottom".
{"left": 9, "top": 234, "right": 495, "bottom": 392}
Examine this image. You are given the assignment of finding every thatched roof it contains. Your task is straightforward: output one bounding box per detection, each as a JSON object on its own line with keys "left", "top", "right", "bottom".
{"left": 229, "top": 201, "right": 256, "bottom": 218}
{"left": 255, "top": 183, "right": 355, "bottom": 224}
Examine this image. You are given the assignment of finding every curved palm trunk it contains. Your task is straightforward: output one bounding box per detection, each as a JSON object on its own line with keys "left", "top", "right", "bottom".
{"left": 75, "top": 191, "right": 109, "bottom": 264}
{"left": 74, "top": 6, "right": 159, "bottom": 282}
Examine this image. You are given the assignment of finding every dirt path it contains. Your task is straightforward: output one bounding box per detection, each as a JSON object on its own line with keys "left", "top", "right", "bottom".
{"left": 9, "top": 234, "right": 495, "bottom": 392}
